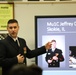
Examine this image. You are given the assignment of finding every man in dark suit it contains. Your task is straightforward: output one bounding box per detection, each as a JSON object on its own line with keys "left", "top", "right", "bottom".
{"left": 0, "top": 19, "right": 51, "bottom": 75}
{"left": 45, "top": 40, "right": 64, "bottom": 67}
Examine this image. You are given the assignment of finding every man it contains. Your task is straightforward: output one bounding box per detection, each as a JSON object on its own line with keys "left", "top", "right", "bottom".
{"left": 0, "top": 19, "right": 51, "bottom": 75}
{"left": 45, "top": 40, "right": 64, "bottom": 67}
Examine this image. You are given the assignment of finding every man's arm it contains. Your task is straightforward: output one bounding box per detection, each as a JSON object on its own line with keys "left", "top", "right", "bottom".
{"left": 58, "top": 50, "right": 64, "bottom": 62}
{"left": 25, "top": 42, "right": 52, "bottom": 58}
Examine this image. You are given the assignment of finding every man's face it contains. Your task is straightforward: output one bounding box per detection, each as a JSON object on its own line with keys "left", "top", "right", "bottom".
{"left": 7, "top": 23, "right": 19, "bottom": 38}
{"left": 51, "top": 42, "right": 56, "bottom": 49}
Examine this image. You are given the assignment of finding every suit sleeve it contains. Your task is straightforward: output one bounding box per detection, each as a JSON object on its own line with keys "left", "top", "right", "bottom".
{"left": 26, "top": 46, "right": 46, "bottom": 58}
{"left": 58, "top": 50, "right": 64, "bottom": 62}
{"left": 23, "top": 40, "right": 46, "bottom": 58}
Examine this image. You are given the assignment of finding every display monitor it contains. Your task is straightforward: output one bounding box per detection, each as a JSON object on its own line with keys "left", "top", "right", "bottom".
{"left": 35, "top": 15, "right": 76, "bottom": 75}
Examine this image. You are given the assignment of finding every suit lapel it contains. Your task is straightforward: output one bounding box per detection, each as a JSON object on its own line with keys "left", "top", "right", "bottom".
{"left": 18, "top": 38, "right": 24, "bottom": 55}
{"left": 6, "top": 36, "right": 20, "bottom": 51}
{"left": 18, "top": 38, "right": 24, "bottom": 50}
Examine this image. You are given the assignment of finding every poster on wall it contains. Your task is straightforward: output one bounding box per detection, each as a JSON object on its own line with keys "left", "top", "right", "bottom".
{"left": 0, "top": 3, "right": 14, "bottom": 30}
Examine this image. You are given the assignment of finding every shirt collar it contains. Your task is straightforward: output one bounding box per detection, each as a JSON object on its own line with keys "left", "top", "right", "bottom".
{"left": 8, "top": 34, "right": 18, "bottom": 41}
{"left": 13, "top": 37, "right": 18, "bottom": 42}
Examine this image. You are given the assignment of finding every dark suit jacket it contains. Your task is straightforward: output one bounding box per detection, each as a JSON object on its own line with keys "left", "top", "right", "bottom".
{"left": 0, "top": 35, "right": 46, "bottom": 75}
{"left": 45, "top": 48, "right": 64, "bottom": 67}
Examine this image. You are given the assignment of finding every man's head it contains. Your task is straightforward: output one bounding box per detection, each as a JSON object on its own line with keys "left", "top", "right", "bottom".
{"left": 7, "top": 19, "right": 19, "bottom": 38}
{"left": 51, "top": 40, "right": 56, "bottom": 49}
{"left": 9, "top": 64, "right": 42, "bottom": 75}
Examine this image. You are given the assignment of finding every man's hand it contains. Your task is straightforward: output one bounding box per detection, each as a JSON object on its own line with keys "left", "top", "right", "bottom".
{"left": 48, "top": 59, "right": 52, "bottom": 63}
{"left": 45, "top": 42, "right": 52, "bottom": 50}
{"left": 52, "top": 56, "right": 58, "bottom": 60}
{"left": 17, "top": 54, "right": 24, "bottom": 63}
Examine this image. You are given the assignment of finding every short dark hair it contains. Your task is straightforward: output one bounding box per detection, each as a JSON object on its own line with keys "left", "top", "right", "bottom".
{"left": 51, "top": 40, "right": 56, "bottom": 42}
{"left": 28, "top": 64, "right": 42, "bottom": 75}
{"left": 9, "top": 64, "right": 42, "bottom": 75}
{"left": 7, "top": 19, "right": 18, "bottom": 25}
